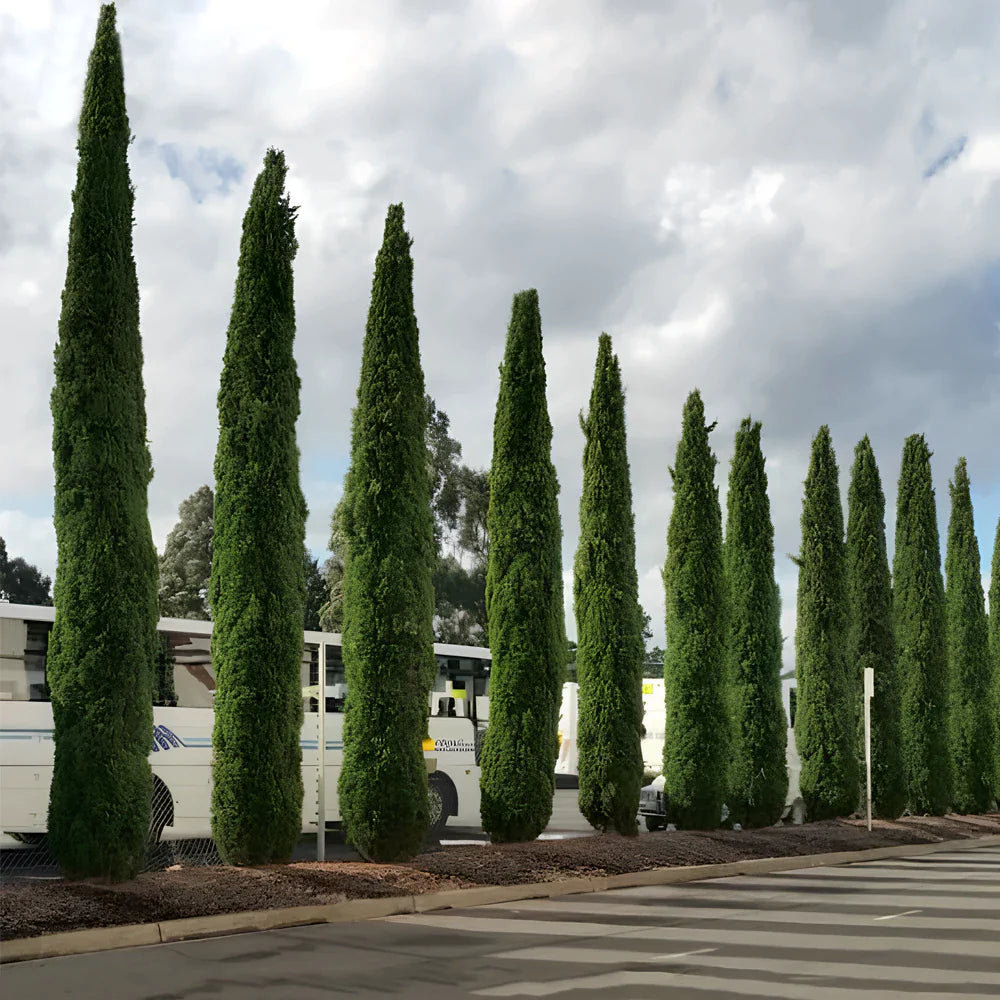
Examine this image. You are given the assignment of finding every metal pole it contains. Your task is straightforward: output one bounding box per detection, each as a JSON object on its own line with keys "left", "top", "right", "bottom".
{"left": 317, "top": 642, "right": 326, "bottom": 862}
{"left": 864, "top": 667, "right": 873, "bottom": 833}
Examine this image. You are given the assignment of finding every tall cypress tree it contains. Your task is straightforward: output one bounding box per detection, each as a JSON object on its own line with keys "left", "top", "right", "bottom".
{"left": 210, "top": 149, "right": 306, "bottom": 865}
{"left": 846, "top": 437, "right": 905, "bottom": 818}
{"left": 337, "top": 205, "right": 437, "bottom": 862}
{"left": 894, "top": 434, "right": 951, "bottom": 815}
{"left": 990, "top": 518, "right": 1000, "bottom": 801}
{"left": 724, "top": 418, "right": 787, "bottom": 828}
{"left": 46, "top": 4, "right": 159, "bottom": 881}
{"left": 794, "top": 426, "right": 858, "bottom": 820}
{"left": 662, "top": 390, "right": 727, "bottom": 829}
{"left": 945, "top": 458, "right": 995, "bottom": 814}
{"left": 574, "top": 333, "right": 643, "bottom": 835}
{"left": 480, "top": 290, "right": 565, "bottom": 843}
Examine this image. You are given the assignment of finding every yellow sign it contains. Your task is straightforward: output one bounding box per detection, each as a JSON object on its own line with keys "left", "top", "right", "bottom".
{"left": 642, "top": 683, "right": 653, "bottom": 695}
{"left": 422, "top": 737, "right": 435, "bottom": 752}
{"left": 451, "top": 688, "right": 466, "bottom": 700}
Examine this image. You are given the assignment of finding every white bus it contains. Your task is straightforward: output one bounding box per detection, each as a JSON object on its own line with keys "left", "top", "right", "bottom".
{"left": 0, "top": 603, "right": 492, "bottom": 844}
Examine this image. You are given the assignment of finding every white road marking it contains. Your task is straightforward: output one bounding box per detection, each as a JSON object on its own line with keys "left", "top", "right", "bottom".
{"left": 472, "top": 969, "right": 1000, "bottom": 998}
{"left": 874, "top": 908, "right": 923, "bottom": 921}
{"left": 486, "top": 945, "right": 1000, "bottom": 988}
{"left": 382, "top": 913, "right": 1000, "bottom": 957}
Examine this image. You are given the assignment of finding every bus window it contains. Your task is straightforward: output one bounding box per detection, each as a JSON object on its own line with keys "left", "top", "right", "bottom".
{"left": 0, "top": 617, "right": 51, "bottom": 701}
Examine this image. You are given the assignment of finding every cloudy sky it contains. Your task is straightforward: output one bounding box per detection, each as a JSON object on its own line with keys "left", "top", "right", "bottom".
{"left": 2, "top": 0, "right": 998, "bottom": 665}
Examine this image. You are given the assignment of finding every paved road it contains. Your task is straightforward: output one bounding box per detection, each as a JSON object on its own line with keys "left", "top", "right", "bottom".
{"left": 5, "top": 843, "right": 999, "bottom": 998}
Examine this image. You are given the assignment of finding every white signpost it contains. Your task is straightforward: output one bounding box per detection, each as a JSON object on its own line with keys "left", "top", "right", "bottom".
{"left": 863, "top": 666, "right": 874, "bottom": 832}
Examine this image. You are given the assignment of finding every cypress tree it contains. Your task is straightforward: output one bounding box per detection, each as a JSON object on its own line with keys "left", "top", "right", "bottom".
{"left": 337, "top": 205, "right": 436, "bottom": 862}
{"left": 662, "top": 390, "right": 727, "bottom": 829}
{"left": 724, "top": 418, "right": 788, "bottom": 828}
{"left": 46, "top": 3, "right": 159, "bottom": 881}
{"left": 573, "top": 333, "right": 644, "bottom": 835}
{"left": 210, "top": 149, "right": 306, "bottom": 865}
{"left": 846, "top": 437, "right": 905, "bottom": 818}
{"left": 794, "top": 426, "right": 858, "bottom": 820}
{"left": 945, "top": 459, "right": 995, "bottom": 814}
{"left": 480, "top": 290, "right": 565, "bottom": 843}
{"left": 894, "top": 434, "right": 951, "bottom": 815}
{"left": 990, "top": 518, "right": 1000, "bottom": 801}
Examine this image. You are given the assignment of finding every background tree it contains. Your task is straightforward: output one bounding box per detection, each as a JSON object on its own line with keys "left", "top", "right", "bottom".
{"left": 945, "top": 458, "right": 995, "bottom": 813}
{"left": 894, "top": 434, "right": 951, "bottom": 815}
{"left": 210, "top": 148, "right": 306, "bottom": 865}
{"left": 794, "top": 426, "right": 858, "bottom": 820}
{"left": 46, "top": 3, "right": 159, "bottom": 881}
{"left": 991, "top": 518, "right": 1000, "bottom": 801}
{"left": 337, "top": 204, "right": 437, "bottom": 862}
{"left": 303, "top": 552, "right": 326, "bottom": 631}
{"left": 574, "top": 333, "right": 644, "bottom": 835}
{"left": 157, "top": 484, "right": 213, "bottom": 619}
{"left": 0, "top": 538, "right": 53, "bottom": 605}
{"left": 846, "top": 437, "right": 904, "bottom": 818}
{"left": 724, "top": 418, "right": 788, "bottom": 827}
{"left": 480, "top": 289, "right": 565, "bottom": 843}
{"left": 326, "top": 400, "right": 489, "bottom": 644}
{"left": 153, "top": 634, "right": 177, "bottom": 707}
{"left": 662, "top": 390, "right": 727, "bottom": 829}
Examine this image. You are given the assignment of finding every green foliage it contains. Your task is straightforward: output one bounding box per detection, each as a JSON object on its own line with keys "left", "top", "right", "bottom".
{"left": 724, "top": 418, "right": 788, "bottom": 828}
{"left": 0, "top": 538, "right": 53, "bottom": 605}
{"left": 480, "top": 289, "right": 565, "bottom": 843}
{"left": 337, "top": 204, "right": 437, "bottom": 862}
{"left": 945, "top": 459, "right": 995, "bottom": 813}
{"left": 157, "top": 485, "right": 213, "bottom": 620}
{"left": 991, "top": 518, "right": 1000, "bottom": 800}
{"left": 846, "top": 437, "right": 905, "bottom": 818}
{"left": 46, "top": 4, "right": 158, "bottom": 881}
{"left": 894, "top": 434, "right": 951, "bottom": 815}
{"left": 662, "top": 390, "right": 728, "bottom": 829}
{"left": 793, "top": 426, "right": 858, "bottom": 820}
{"left": 210, "top": 149, "right": 306, "bottom": 865}
{"left": 574, "top": 333, "right": 644, "bottom": 835}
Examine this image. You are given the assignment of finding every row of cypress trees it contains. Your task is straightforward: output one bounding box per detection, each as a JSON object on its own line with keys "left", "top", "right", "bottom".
{"left": 44, "top": 6, "right": 998, "bottom": 878}
{"left": 795, "top": 431, "right": 999, "bottom": 820}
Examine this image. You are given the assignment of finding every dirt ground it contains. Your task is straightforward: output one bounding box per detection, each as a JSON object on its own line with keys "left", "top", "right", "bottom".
{"left": 3, "top": 812, "right": 998, "bottom": 942}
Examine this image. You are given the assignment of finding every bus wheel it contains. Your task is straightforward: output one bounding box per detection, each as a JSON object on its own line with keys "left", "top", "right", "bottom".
{"left": 148, "top": 776, "right": 173, "bottom": 844}
{"left": 427, "top": 772, "right": 453, "bottom": 836}
{"left": 5, "top": 832, "right": 46, "bottom": 846}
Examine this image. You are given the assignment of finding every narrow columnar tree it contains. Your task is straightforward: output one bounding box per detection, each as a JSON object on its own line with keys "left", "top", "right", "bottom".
{"left": 846, "top": 437, "right": 905, "bottom": 818}
{"left": 574, "top": 333, "right": 644, "bottom": 835}
{"left": 945, "top": 459, "right": 995, "bottom": 814}
{"left": 662, "top": 390, "right": 727, "bottom": 829}
{"left": 794, "top": 426, "right": 858, "bottom": 820}
{"left": 724, "top": 418, "right": 788, "bottom": 828}
{"left": 480, "top": 290, "right": 565, "bottom": 843}
{"left": 894, "top": 434, "right": 951, "bottom": 815}
{"left": 46, "top": 4, "right": 159, "bottom": 881}
{"left": 991, "top": 518, "right": 1000, "bottom": 801}
{"left": 210, "top": 149, "right": 307, "bottom": 865}
{"left": 337, "top": 205, "right": 437, "bottom": 862}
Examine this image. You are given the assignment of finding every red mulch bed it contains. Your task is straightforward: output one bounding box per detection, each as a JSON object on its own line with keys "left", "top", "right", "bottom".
{"left": 3, "top": 812, "right": 998, "bottom": 942}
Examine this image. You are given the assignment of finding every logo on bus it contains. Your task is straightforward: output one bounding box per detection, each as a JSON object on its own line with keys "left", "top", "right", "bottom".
{"left": 422, "top": 737, "right": 474, "bottom": 753}
{"left": 152, "top": 725, "right": 181, "bottom": 752}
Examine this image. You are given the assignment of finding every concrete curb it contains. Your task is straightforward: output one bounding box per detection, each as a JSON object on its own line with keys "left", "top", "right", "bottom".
{"left": 4, "top": 833, "right": 999, "bottom": 964}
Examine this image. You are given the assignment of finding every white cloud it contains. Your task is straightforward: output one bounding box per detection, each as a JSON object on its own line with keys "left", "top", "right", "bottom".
{"left": 1, "top": 0, "right": 997, "bottom": 648}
